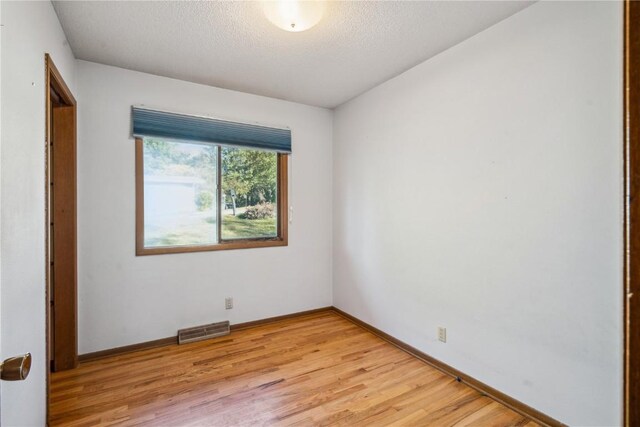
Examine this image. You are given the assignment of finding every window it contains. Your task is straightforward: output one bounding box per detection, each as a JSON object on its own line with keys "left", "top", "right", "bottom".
{"left": 133, "top": 108, "right": 289, "bottom": 255}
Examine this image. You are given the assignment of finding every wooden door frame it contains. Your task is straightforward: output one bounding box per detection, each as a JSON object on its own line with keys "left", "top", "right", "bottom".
{"left": 45, "top": 53, "right": 78, "bottom": 415}
{"left": 624, "top": 1, "right": 639, "bottom": 425}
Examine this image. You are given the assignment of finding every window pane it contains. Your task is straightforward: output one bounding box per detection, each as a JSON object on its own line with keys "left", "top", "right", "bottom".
{"left": 221, "top": 147, "right": 278, "bottom": 240}
{"left": 143, "top": 138, "right": 217, "bottom": 247}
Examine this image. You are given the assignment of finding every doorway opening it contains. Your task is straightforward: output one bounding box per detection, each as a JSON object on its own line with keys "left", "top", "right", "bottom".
{"left": 45, "top": 54, "right": 78, "bottom": 386}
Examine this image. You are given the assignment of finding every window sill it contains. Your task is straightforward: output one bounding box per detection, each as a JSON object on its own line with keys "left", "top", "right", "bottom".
{"left": 136, "top": 237, "right": 287, "bottom": 256}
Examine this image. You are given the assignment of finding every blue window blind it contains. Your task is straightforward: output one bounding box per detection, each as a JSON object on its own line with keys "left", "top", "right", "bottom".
{"left": 132, "top": 107, "right": 291, "bottom": 153}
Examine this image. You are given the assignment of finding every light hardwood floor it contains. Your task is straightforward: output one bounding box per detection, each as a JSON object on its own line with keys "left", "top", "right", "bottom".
{"left": 50, "top": 311, "right": 538, "bottom": 426}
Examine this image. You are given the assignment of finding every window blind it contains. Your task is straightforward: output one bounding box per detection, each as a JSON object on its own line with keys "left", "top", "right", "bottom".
{"left": 132, "top": 106, "right": 291, "bottom": 153}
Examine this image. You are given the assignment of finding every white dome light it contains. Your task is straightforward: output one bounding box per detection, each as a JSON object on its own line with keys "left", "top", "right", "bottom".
{"left": 263, "top": 1, "right": 325, "bottom": 33}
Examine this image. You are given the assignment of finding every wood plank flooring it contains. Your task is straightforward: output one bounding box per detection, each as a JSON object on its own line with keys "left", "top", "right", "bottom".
{"left": 50, "top": 311, "right": 538, "bottom": 426}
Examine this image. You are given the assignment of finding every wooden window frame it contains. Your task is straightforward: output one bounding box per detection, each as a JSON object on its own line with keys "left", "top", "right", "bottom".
{"left": 135, "top": 137, "right": 288, "bottom": 255}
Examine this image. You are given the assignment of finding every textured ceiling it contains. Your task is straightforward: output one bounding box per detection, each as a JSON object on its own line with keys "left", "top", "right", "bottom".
{"left": 52, "top": 1, "right": 534, "bottom": 109}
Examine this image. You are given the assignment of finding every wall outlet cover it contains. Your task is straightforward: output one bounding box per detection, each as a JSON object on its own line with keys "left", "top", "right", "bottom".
{"left": 438, "top": 327, "right": 447, "bottom": 343}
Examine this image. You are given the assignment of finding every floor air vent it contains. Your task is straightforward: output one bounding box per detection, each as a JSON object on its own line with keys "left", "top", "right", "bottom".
{"left": 178, "top": 321, "right": 230, "bottom": 344}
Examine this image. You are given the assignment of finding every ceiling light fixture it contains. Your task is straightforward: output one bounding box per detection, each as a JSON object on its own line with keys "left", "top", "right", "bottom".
{"left": 263, "top": 1, "right": 325, "bottom": 33}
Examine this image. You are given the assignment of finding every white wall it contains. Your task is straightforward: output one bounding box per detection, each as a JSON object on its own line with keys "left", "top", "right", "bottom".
{"left": 0, "top": 1, "right": 625, "bottom": 424}
{"left": 76, "top": 61, "right": 333, "bottom": 354}
{"left": 0, "top": 1, "right": 76, "bottom": 425}
{"left": 332, "top": 2, "right": 623, "bottom": 425}
{"left": 0, "top": 1, "right": 3, "bottom": 418}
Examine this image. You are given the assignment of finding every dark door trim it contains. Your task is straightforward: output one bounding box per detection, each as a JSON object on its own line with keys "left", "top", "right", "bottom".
{"left": 624, "top": 1, "right": 639, "bottom": 425}
{"left": 45, "top": 53, "right": 78, "bottom": 419}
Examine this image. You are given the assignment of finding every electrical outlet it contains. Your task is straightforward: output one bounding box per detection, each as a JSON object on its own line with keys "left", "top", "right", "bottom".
{"left": 225, "top": 297, "right": 233, "bottom": 310}
{"left": 438, "top": 327, "right": 447, "bottom": 343}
